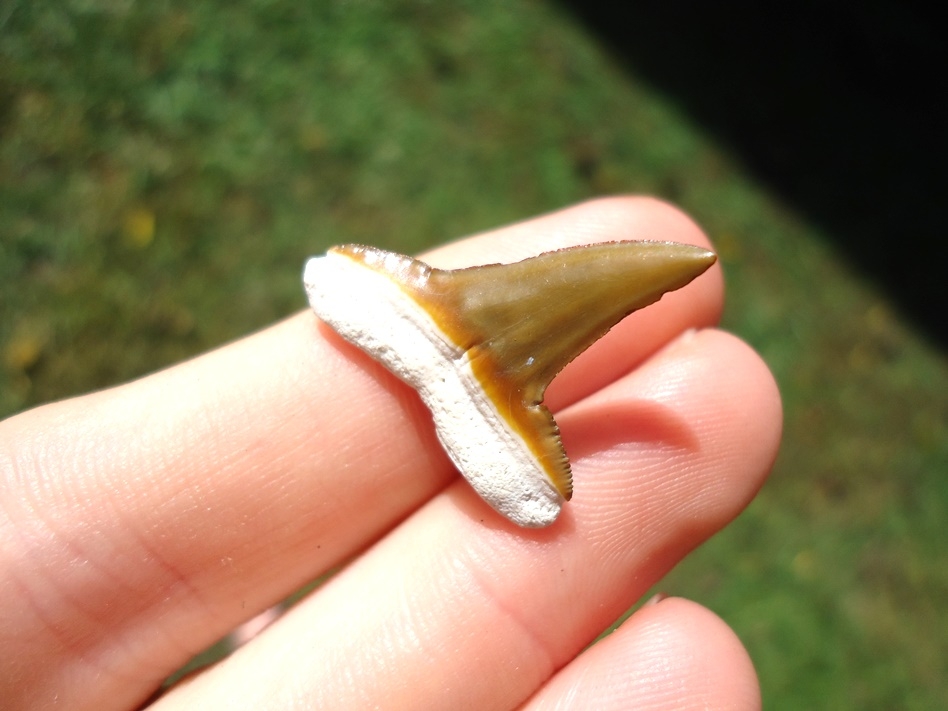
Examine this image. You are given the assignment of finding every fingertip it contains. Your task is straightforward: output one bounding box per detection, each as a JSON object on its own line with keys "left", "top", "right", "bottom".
{"left": 526, "top": 596, "right": 761, "bottom": 711}
{"left": 559, "top": 327, "right": 782, "bottom": 540}
{"left": 626, "top": 596, "right": 761, "bottom": 711}
{"left": 688, "top": 329, "right": 783, "bottom": 492}
{"left": 645, "top": 327, "right": 783, "bottom": 501}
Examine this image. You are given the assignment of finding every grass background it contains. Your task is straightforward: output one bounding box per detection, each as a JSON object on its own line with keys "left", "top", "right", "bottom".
{"left": 2, "top": 1, "right": 946, "bottom": 708}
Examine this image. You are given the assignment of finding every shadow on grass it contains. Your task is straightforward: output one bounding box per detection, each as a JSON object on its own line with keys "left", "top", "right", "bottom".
{"left": 560, "top": 0, "right": 947, "bottom": 347}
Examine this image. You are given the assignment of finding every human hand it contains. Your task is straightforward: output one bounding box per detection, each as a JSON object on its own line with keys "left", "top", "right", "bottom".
{"left": 0, "top": 197, "right": 781, "bottom": 710}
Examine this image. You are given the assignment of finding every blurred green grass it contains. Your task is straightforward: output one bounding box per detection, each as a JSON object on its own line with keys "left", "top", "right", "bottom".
{"left": 2, "top": 1, "right": 946, "bottom": 708}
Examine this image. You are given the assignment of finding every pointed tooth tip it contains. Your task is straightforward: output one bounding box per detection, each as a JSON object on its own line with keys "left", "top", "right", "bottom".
{"left": 660, "top": 242, "right": 717, "bottom": 276}
{"left": 697, "top": 246, "right": 718, "bottom": 263}
{"left": 627, "top": 243, "right": 717, "bottom": 290}
{"left": 695, "top": 248, "right": 718, "bottom": 270}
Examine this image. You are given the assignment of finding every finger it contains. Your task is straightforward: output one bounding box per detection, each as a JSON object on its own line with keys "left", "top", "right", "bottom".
{"left": 0, "top": 196, "right": 722, "bottom": 711}
{"left": 523, "top": 597, "right": 760, "bottom": 711}
{"left": 152, "top": 329, "right": 781, "bottom": 710}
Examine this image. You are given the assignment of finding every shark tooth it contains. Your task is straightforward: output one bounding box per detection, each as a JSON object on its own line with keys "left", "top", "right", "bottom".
{"left": 303, "top": 240, "right": 716, "bottom": 528}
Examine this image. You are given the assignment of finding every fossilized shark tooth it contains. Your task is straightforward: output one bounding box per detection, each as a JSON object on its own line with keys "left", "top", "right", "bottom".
{"left": 304, "top": 240, "right": 716, "bottom": 528}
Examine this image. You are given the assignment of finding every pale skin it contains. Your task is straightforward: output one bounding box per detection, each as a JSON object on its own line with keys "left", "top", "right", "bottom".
{"left": 0, "top": 197, "right": 782, "bottom": 710}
